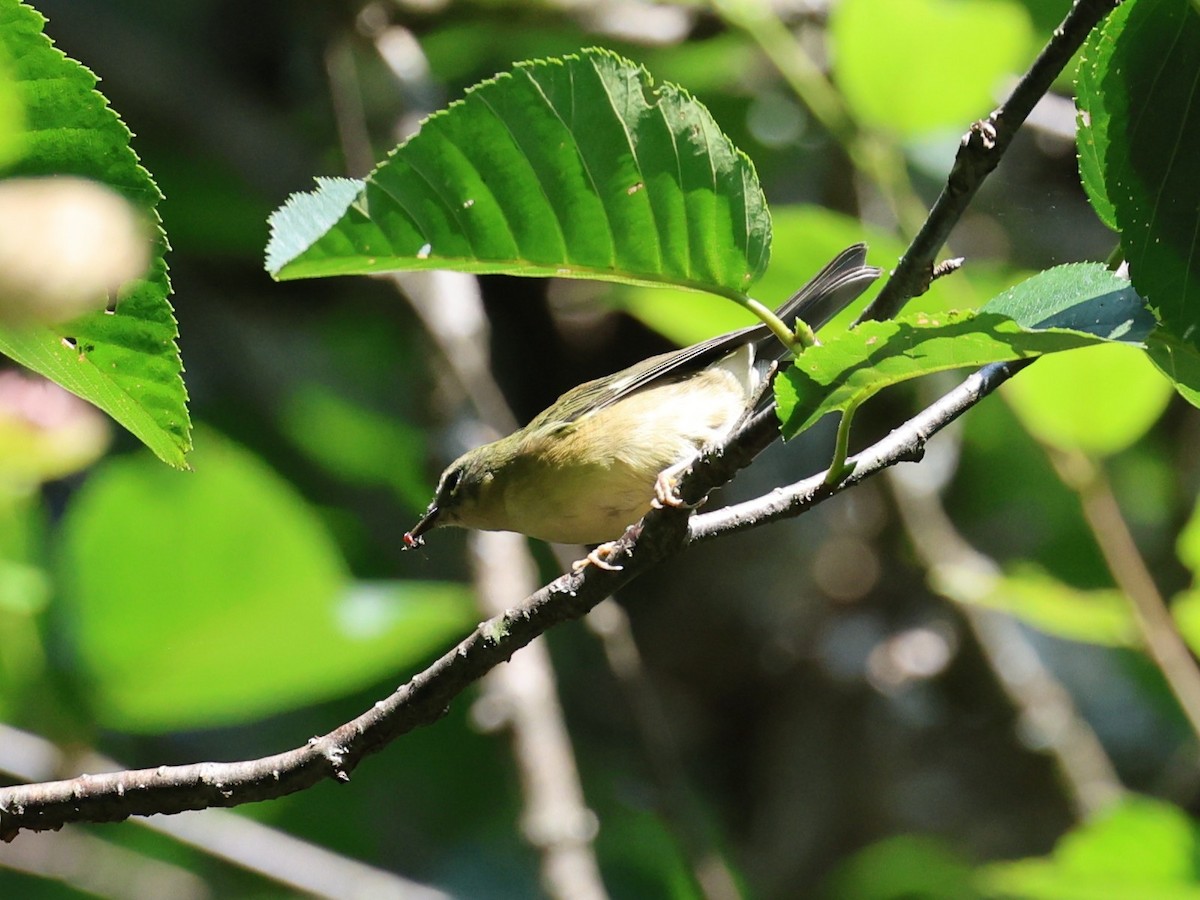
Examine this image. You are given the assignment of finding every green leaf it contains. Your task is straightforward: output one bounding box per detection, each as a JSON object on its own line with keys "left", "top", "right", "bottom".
{"left": 0, "top": 0, "right": 188, "bottom": 467}
{"left": 977, "top": 796, "right": 1200, "bottom": 900}
{"left": 0, "top": 38, "right": 22, "bottom": 168}
{"left": 1003, "top": 342, "right": 1173, "bottom": 456}
{"left": 1171, "top": 590, "right": 1200, "bottom": 660}
{"left": 983, "top": 263, "right": 1155, "bottom": 338}
{"left": 58, "top": 432, "right": 474, "bottom": 732}
{"left": 823, "top": 836, "right": 980, "bottom": 900}
{"left": 1077, "top": 0, "right": 1200, "bottom": 352}
{"left": 831, "top": 0, "right": 1034, "bottom": 137}
{"left": 967, "top": 564, "right": 1136, "bottom": 647}
{"left": 265, "top": 176, "right": 363, "bottom": 274}
{"left": 266, "top": 48, "right": 770, "bottom": 299}
{"left": 1145, "top": 329, "right": 1200, "bottom": 407}
{"left": 1178, "top": 494, "right": 1200, "bottom": 577}
{"left": 777, "top": 264, "right": 1155, "bottom": 440}
{"left": 1076, "top": 10, "right": 1118, "bottom": 230}
{"left": 279, "top": 383, "right": 431, "bottom": 512}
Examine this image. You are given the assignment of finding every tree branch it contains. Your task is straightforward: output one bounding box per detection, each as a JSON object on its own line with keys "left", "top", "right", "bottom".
{"left": 860, "top": 0, "right": 1122, "bottom": 322}
{"left": 0, "top": 359, "right": 1028, "bottom": 839}
{"left": 688, "top": 360, "right": 1032, "bottom": 543}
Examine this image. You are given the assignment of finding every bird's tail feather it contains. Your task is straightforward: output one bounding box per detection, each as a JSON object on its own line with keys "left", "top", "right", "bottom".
{"left": 768, "top": 243, "right": 881, "bottom": 350}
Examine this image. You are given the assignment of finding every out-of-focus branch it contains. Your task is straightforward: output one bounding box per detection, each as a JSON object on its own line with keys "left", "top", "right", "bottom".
{"left": 887, "top": 464, "right": 1123, "bottom": 820}
{"left": 585, "top": 601, "right": 742, "bottom": 900}
{"left": 861, "top": 0, "right": 1123, "bottom": 321}
{"left": 547, "top": 542, "right": 744, "bottom": 900}
{"left": 333, "top": 24, "right": 605, "bottom": 897}
{"left": 0, "top": 825, "right": 209, "bottom": 900}
{"left": 388, "top": 270, "right": 518, "bottom": 436}
{"left": 470, "top": 532, "right": 607, "bottom": 900}
{"left": 1050, "top": 449, "right": 1200, "bottom": 743}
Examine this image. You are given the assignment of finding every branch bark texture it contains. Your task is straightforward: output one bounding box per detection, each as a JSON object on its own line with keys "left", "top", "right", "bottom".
{"left": 861, "top": 0, "right": 1122, "bottom": 322}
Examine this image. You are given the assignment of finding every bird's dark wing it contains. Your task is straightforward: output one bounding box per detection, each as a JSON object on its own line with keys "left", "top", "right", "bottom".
{"left": 537, "top": 244, "right": 880, "bottom": 427}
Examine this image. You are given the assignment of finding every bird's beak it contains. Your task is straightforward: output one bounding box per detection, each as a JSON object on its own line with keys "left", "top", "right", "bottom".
{"left": 403, "top": 503, "right": 440, "bottom": 549}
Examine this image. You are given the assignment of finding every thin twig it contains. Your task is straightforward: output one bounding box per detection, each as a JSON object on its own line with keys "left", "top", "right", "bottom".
{"left": 688, "top": 360, "right": 1032, "bottom": 543}
{"left": 861, "top": 0, "right": 1123, "bottom": 322}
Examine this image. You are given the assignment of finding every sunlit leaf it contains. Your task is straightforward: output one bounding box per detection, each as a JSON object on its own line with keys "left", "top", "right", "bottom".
{"left": 978, "top": 796, "right": 1200, "bottom": 899}
{"left": 1145, "top": 329, "right": 1200, "bottom": 408}
{"left": 58, "top": 432, "right": 473, "bottom": 731}
{"left": 1003, "top": 343, "right": 1173, "bottom": 456}
{"left": 267, "top": 48, "right": 770, "bottom": 299}
{"left": 1178, "top": 494, "right": 1200, "bottom": 578}
{"left": 823, "top": 835, "right": 979, "bottom": 900}
{"left": 0, "top": 0, "right": 188, "bottom": 466}
{"left": 0, "top": 39, "right": 22, "bottom": 168}
{"left": 1170, "top": 591, "right": 1200, "bottom": 662}
{"left": 1076, "top": 12, "right": 1117, "bottom": 230}
{"left": 968, "top": 564, "right": 1136, "bottom": 647}
{"left": 777, "top": 265, "right": 1155, "bottom": 440}
{"left": 1076, "top": 0, "right": 1200, "bottom": 352}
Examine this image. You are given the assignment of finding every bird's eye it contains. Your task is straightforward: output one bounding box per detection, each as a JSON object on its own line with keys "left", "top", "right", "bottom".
{"left": 442, "top": 468, "right": 461, "bottom": 496}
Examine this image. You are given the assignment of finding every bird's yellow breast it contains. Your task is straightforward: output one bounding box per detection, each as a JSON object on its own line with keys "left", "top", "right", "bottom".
{"left": 480, "top": 351, "right": 754, "bottom": 544}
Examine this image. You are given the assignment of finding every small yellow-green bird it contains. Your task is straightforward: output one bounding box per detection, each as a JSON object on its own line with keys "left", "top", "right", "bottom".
{"left": 404, "top": 244, "right": 879, "bottom": 550}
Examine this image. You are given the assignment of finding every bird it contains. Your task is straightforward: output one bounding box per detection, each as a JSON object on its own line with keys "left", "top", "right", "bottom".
{"left": 403, "top": 244, "right": 880, "bottom": 551}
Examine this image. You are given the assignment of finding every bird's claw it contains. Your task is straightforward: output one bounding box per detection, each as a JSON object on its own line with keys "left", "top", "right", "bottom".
{"left": 573, "top": 542, "right": 624, "bottom": 572}
{"left": 651, "top": 470, "right": 702, "bottom": 510}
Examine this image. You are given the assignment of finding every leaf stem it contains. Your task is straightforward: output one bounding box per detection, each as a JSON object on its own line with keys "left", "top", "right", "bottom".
{"left": 742, "top": 295, "right": 808, "bottom": 354}
{"left": 824, "top": 402, "right": 859, "bottom": 485}
{"left": 1105, "top": 243, "right": 1125, "bottom": 270}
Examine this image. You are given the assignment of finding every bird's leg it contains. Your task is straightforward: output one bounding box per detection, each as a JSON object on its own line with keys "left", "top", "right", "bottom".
{"left": 653, "top": 359, "right": 783, "bottom": 509}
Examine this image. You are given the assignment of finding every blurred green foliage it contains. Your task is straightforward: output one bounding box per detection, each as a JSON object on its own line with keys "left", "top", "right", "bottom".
{"left": 832, "top": 0, "right": 1035, "bottom": 136}
{"left": 1, "top": 0, "right": 1199, "bottom": 898}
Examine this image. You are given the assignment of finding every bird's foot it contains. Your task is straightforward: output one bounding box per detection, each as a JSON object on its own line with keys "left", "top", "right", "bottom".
{"left": 651, "top": 469, "right": 703, "bottom": 510}
{"left": 572, "top": 541, "right": 624, "bottom": 572}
